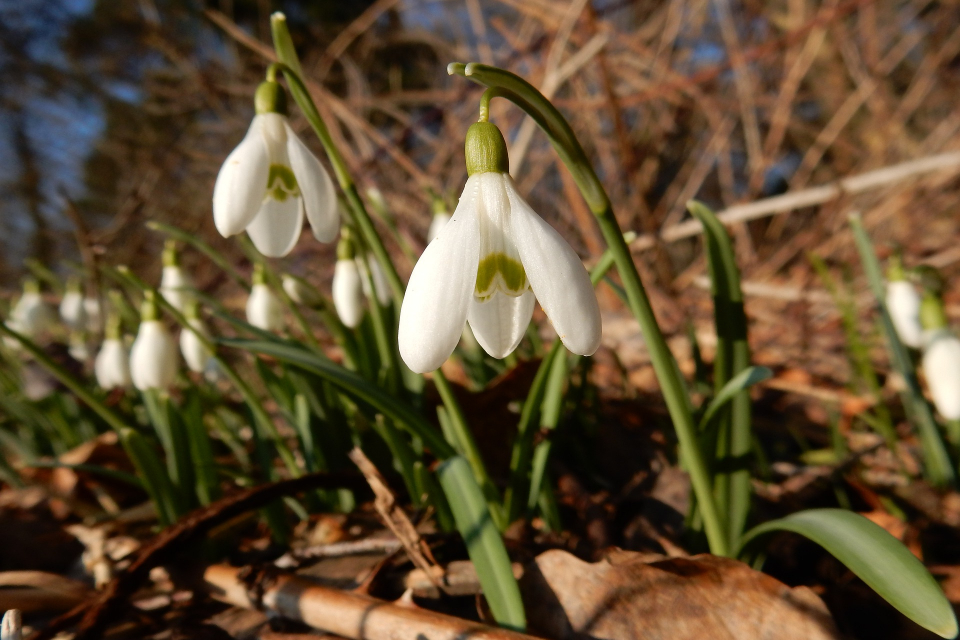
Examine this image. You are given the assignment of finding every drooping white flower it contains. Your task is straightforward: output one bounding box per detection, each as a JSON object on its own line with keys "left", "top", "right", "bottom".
{"left": 398, "top": 121, "right": 601, "bottom": 373}
{"left": 83, "top": 296, "right": 102, "bottom": 333}
{"left": 213, "top": 79, "right": 338, "bottom": 257}
{"left": 357, "top": 253, "right": 392, "bottom": 307}
{"left": 886, "top": 258, "right": 922, "bottom": 349}
{"left": 428, "top": 206, "right": 451, "bottom": 243}
{"left": 332, "top": 233, "right": 364, "bottom": 328}
{"left": 7, "top": 279, "right": 55, "bottom": 344}
{"left": 180, "top": 304, "right": 214, "bottom": 373}
{"left": 60, "top": 277, "right": 87, "bottom": 331}
{"left": 95, "top": 316, "right": 131, "bottom": 389}
{"left": 159, "top": 241, "right": 194, "bottom": 314}
{"left": 920, "top": 292, "right": 960, "bottom": 420}
{"left": 246, "top": 264, "right": 284, "bottom": 332}
{"left": 129, "top": 292, "right": 179, "bottom": 391}
{"left": 68, "top": 332, "right": 90, "bottom": 362}
{"left": 282, "top": 273, "right": 322, "bottom": 308}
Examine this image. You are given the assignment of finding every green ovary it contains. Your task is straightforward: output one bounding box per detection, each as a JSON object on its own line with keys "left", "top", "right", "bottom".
{"left": 266, "top": 164, "right": 300, "bottom": 202}
{"left": 475, "top": 252, "right": 527, "bottom": 298}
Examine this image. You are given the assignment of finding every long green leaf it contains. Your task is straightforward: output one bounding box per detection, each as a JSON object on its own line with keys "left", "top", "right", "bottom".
{"left": 740, "top": 509, "right": 957, "bottom": 638}
{"left": 119, "top": 428, "right": 180, "bottom": 526}
{"left": 698, "top": 366, "right": 772, "bottom": 432}
{"left": 849, "top": 214, "right": 953, "bottom": 486}
{"left": 437, "top": 456, "right": 526, "bottom": 631}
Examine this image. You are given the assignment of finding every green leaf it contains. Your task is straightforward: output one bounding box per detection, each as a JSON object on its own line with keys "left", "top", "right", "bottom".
{"left": 699, "top": 366, "right": 772, "bottom": 432}
{"left": 119, "top": 428, "right": 181, "bottom": 526}
{"left": 741, "top": 509, "right": 958, "bottom": 638}
{"left": 437, "top": 456, "right": 526, "bottom": 631}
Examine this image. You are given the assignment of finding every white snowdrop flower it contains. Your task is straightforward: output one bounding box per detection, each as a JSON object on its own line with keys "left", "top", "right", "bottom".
{"left": 7, "top": 279, "right": 55, "bottom": 344}
{"left": 83, "top": 296, "right": 102, "bottom": 333}
{"left": 246, "top": 264, "right": 284, "bottom": 331}
{"left": 129, "top": 292, "right": 178, "bottom": 391}
{"left": 179, "top": 303, "right": 213, "bottom": 373}
{"left": 427, "top": 202, "right": 451, "bottom": 243}
{"left": 886, "top": 256, "right": 922, "bottom": 349}
{"left": 920, "top": 292, "right": 960, "bottom": 420}
{"left": 398, "top": 121, "right": 601, "bottom": 373}
{"left": 357, "top": 253, "right": 392, "bottom": 306}
{"left": 68, "top": 332, "right": 90, "bottom": 362}
{"left": 282, "top": 273, "right": 322, "bottom": 308}
{"left": 95, "top": 316, "right": 131, "bottom": 390}
{"left": 332, "top": 235, "right": 365, "bottom": 328}
{"left": 158, "top": 241, "right": 194, "bottom": 314}
{"left": 60, "top": 277, "right": 87, "bottom": 331}
{"left": 213, "top": 79, "right": 338, "bottom": 257}
{"left": 366, "top": 186, "right": 387, "bottom": 214}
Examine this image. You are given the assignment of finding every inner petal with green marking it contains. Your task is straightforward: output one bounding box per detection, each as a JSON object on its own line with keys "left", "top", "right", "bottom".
{"left": 475, "top": 251, "right": 528, "bottom": 300}
{"left": 265, "top": 164, "right": 300, "bottom": 202}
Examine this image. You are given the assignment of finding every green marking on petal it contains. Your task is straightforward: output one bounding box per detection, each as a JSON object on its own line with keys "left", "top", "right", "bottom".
{"left": 476, "top": 252, "right": 527, "bottom": 296}
{"left": 266, "top": 164, "right": 300, "bottom": 202}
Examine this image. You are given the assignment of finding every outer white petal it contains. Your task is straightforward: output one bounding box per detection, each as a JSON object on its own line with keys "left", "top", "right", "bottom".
{"left": 923, "top": 331, "right": 960, "bottom": 420}
{"left": 285, "top": 122, "right": 338, "bottom": 243}
{"left": 246, "top": 284, "right": 284, "bottom": 332}
{"left": 506, "top": 177, "right": 601, "bottom": 356}
{"left": 130, "top": 321, "right": 178, "bottom": 391}
{"left": 333, "top": 259, "right": 365, "bottom": 328}
{"left": 160, "top": 266, "right": 194, "bottom": 313}
{"left": 60, "top": 291, "right": 86, "bottom": 331}
{"left": 213, "top": 116, "right": 270, "bottom": 237}
{"left": 180, "top": 318, "right": 213, "bottom": 373}
{"left": 468, "top": 291, "right": 535, "bottom": 358}
{"left": 398, "top": 176, "right": 482, "bottom": 373}
{"left": 887, "top": 281, "right": 923, "bottom": 349}
{"left": 95, "top": 338, "right": 131, "bottom": 389}
{"left": 245, "top": 196, "right": 304, "bottom": 258}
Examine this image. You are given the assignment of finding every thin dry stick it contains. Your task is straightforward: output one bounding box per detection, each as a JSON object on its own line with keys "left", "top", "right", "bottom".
{"left": 621, "top": 150, "right": 960, "bottom": 252}
{"left": 204, "top": 564, "right": 540, "bottom": 640}
{"left": 314, "top": 0, "right": 402, "bottom": 80}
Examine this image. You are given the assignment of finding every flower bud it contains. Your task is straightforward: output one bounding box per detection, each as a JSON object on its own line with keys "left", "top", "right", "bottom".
{"left": 95, "top": 331, "right": 131, "bottom": 390}
{"left": 886, "top": 280, "right": 922, "bottom": 349}
{"left": 60, "top": 277, "right": 87, "bottom": 331}
{"left": 282, "top": 274, "right": 322, "bottom": 308}
{"left": 923, "top": 329, "right": 960, "bottom": 420}
{"left": 180, "top": 303, "right": 213, "bottom": 373}
{"left": 159, "top": 241, "right": 194, "bottom": 313}
{"left": 247, "top": 265, "right": 284, "bottom": 331}
{"left": 357, "top": 254, "right": 391, "bottom": 306}
{"left": 83, "top": 296, "right": 103, "bottom": 333}
{"left": 7, "top": 279, "right": 55, "bottom": 344}
{"left": 129, "top": 292, "right": 178, "bottom": 391}
{"left": 333, "top": 258, "right": 365, "bottom": 328}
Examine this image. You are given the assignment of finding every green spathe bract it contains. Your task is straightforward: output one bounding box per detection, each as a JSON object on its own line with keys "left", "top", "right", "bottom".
{"left": 465, "top": 121, "right": 509, "bottom": 176}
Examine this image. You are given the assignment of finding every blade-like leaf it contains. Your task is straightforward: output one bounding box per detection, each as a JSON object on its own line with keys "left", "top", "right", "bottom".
{"left": 741, "top": 508, "right": 958, "bottom": 638}
{"left": 437, "top": 456, "right": 526, "bottom": 631}
{"left": 699, "top": 366, "right": 772, "bottom": 432}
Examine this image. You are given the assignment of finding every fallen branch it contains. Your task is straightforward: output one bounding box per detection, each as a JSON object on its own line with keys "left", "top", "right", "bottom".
{"left": 204, "top": 564, "right": 540, "bottom": 640}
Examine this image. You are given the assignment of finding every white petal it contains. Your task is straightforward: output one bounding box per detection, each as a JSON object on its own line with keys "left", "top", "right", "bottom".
{"left": 60, "top": 291, "right": 86, "bottom": 331}
{"left": 506, "top": 177, "right": 601, "bottom": 356}
{"left": 333, "top": 259, "right": 365, "bottom": 328}
{"left": 130, "top": 321, "right": 178, "bottom": 391}
{"left": 160, "top": 266, "right": 195, "bottom": 313}
{"left": 887, "top": 281, "right": 923, "bottom": 349}
{"left": 180, "top": 318, "right": 213, "bottom": 373}
{"left": 285, "top": 122, "right": 339, "bottom": 243}
{"left": 96, "top": 338, "right": 131, "bottom": 389}
{"left": 246, "top": 284, "right": 284, "bottom": 332}
{"left": 245, "top": 195, "right": 304, "bottom": 258}
{"left": 468, "top": 290, "right": 535, "bottom": 358}
{"left": 398, "top": 175, "right": 482, "bottom": 373}
{"left": 924, "top": 331, "right": 960, "bottom": 420}
{"left": 213, "top": 116, "right": 270, "bottom": 237}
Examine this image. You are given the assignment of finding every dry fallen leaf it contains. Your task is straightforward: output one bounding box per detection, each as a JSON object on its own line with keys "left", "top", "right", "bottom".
{"left": 520, "top": 549, "right": 840, "bottom": 640}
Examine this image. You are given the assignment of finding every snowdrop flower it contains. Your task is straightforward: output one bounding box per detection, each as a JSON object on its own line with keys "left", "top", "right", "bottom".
{"left": 83, "top": 296, "right": 102, "bottom": 333}
{"left": 60, "top": 277, "right": 87, "bottom": 331}
{"left": 246, "top": 264, "right": 284, "bottom": 331}
{"left": 213, "top": 78, "right": 338, "bottom": 257}
{"left": 282, "top": 273, "right": 322, "bottom": 308}
{"left": 95, "top": 315, "right": 131, "bottom": 390}
{"left": 920, "top": 292, "right": 960, "bottom": 420}
{"left": 398, "top": 121, "right": 601, "bottom": 373}
{"left": 332, "top": 234, "right": 365, "bottom": 328}
{"left": 159, "top": 241, "right": 194, "bottom": 314}
{"left": 427, "top": 200, "right": 451, "bottom": 243}
{"left": 357, "top": 253, "right": 391, "bottom": 306}
{"left": 68, "top": 332, "right": 90, "bottom": 362}
{"left": 6, "top": 279, "right": 55, "bottom": 344}
{"left": 129, "top": 291, "right": 178, "bottom": 391}
{"left": 886, "top": 257, "right": 922, "bottom": 349}
{"left": 179, "top": 302, "right": 214, "bottom": 373}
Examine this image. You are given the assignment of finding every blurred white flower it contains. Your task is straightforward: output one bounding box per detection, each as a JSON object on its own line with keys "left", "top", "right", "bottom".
{"left": 6, "top": 279, "right": 55, "bottom": 344}
{"left": 246, "top": 265, "right": 284, "bottom": 331}
{"left": 428, "top": 210, "right": 451, "bottom": 243}
{"left": 398, "top": 122, "right": 601, "bottom": 373}
{"left": 180, "top": 305, "right": 213, "bottom": 373}
{"left": 213, "top": 80, "right": 338, "bottom": 257}
{"left": 333, "top": 264, "right": 364, "bottom": 329}
{"left": 159, "top": 242, "right": 194, "bottom": 314}
{"left": 357, "top": 253, "right": 391, "bottom": 306}
{"left": 129, "top": 293, "right": 178, "bottom": 391}
{"left": 68, "top": 333, "right": 90, "bottom": 362}
{"left": 282, "top": 273, "right": 322, "bottom": 308}
{"left": 2, "top": 608, "right": 22, "bottom": 640}
{"left": 923, "top": 330, "right": 960, "bottom": 420}
{"left": 83, "top": 296, "right": 102, "bottom": 333}
{"left": 60, "top": 278, "right": 87, "bottom": 331}
{"left": 95, "top": 317, "right": 131, "bottom": 390}
{"left": 887, "top": 280, "right": 922, "bottom": 349}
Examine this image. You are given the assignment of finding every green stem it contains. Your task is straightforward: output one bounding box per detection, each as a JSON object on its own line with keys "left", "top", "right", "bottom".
{"left": 450, "top": 62, "right": 728, "bottom": 556}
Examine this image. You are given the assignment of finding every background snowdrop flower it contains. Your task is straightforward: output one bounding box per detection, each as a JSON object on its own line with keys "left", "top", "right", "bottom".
{"left": 129, "top": 291, "right": 178, "bottom": 391}
{"left": 920, "top": 292, "right": 960, "bottom": 420}
{"left": 212, "top": 78, "right": 338, "bottom": 257}
{"left": 83, "top": 296, "right": 102, "bottom": 333}
{"left": 7, "top": 279, "right": 55, "bottom": 345}
{"left": 357, "top": 253, "right": 391, "bottom": 306}
{"left": 159, "top": 241, "right": 194, "bottom": 313}
{"left": 332, "top": 234, "right": 365, "bottom": 328}
{"left": 60, "top": 277, "right": 87, "bottom": 331}
{"left": 282, "top": 273, "right": 322, "bottom": 308}
{"left": 886, "top": 256, "right": 922, "bottom": 349}
{"left": 427, "top": 198, "right": 451, "bottom": 243}
{"left": 179, "top": 302, "right": 213, "bottom": 373}
{"left": 68, "top": 332, "right": 90, "bottom": 362}
{"left": 246, "top": 264, "right": 284, "bottom": 331}
{"left": 399, "top": 121, "right": 601, "bottom": 373}
{"left": 95, "top": 316, "right": 131, "bottom": 390}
